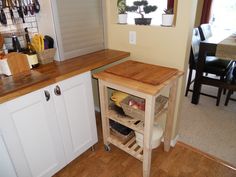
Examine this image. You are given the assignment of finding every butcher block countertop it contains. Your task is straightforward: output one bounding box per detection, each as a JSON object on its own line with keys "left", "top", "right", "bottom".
{"left": 0, "top": 49, "right": 130, "bottom": 104}
{"left": 93, "top": 60, "right": 184, "bottom": 96}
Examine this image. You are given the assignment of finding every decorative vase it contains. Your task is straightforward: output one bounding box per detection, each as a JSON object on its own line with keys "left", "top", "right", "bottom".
{"left": 134, "top": 18, "right": 152, "bottom": 25}
{"left": 118, "top": 14, "right": 128, "bottom": 24}
{"left": 161, "top": 14, "right": 174, "bottom": 27}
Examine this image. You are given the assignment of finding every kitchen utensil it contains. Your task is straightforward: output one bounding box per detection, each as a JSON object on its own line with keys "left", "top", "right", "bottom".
{"left": 7, "top": 0, "right": 15, "bottom": 24}
{"left": 13, "top": 0, "right": 17, "bottom": 9}
{"left": 44, "top": 35, "right": 54, "bottom": 48}
{"left": 17, "top": 0, "right": 25, "bottom": 23}
{"left": 18, "top": 6, "right": 25, "bottom": 22}
{"left": 23, "top": 0, "right": 28, "bottom": 15}
{"left": 44, "top": 38, "right": 49, "bottom": 49}
{"left": 0, "top": 0, "right": 7, "bottom": 25}
{"left": 32, "top": 34, "right": 44, "bottom": 52}
{"left": 9, "top": 8, "right": 15, "bottom": 23}
{"left": 33, "top": 0, "right": 40, "bottom": 13}
{"left": 28, "top": 0, "right": 34, "bottom": 15}
{"left": 0, "top": 9, "right": 7, "bottom": 25}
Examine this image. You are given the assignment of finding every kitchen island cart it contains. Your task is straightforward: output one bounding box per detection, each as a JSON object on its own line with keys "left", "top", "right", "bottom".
{"left": 93, "top": 60, "right": 183, "bottom": 177}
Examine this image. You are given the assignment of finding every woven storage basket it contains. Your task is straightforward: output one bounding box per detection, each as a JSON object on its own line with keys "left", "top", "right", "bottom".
{"left": 120, "top": 95, "right": 168, "bottom": 121}
{"left": 110, "top": 128, "right": 134, "bottom": 142}
{"left": 37, "top": 48, "right": 56, "bottom": 64}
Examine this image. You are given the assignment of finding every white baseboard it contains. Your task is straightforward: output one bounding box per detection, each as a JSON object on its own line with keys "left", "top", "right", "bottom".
{"left": 161, "top": 134, "right": 179, "bottom": 147}
{"left": 170, "top": 134, "right": 179, "bottom": 147}
{"left": 94, "top": 106, "right": 100, "bottom": 112}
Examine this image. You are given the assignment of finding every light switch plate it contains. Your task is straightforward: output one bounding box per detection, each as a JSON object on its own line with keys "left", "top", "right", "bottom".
{"left": 129, "top": 31, "right": 136, "bottom": 45}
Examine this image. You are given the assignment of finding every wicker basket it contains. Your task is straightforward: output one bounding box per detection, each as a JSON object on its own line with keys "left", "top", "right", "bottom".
{"left": 37, "top": 48, "right": 56, "bottom": 64}
{"left": 120, "top": 95, "right": 168, "bottom": 121}
{"left": 110, "top": 128, "right": 134, "bottom": 142}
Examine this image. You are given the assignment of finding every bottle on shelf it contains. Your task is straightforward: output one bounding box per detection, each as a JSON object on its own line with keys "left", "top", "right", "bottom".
{"left": 24, "top": 28, "right": 39, "bottom": 68}
{"left": 12, "top": 35, "right": 21, "bottom": 52}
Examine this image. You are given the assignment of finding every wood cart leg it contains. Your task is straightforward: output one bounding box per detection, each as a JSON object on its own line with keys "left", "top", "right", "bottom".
{"left": 98, "top": 80, "right": 110, "bottom": 147}
{"left": 143, "top": 95, "right": 155, "bottom": 177}
{"left": 164, "top": 80, "right": 178, "bottom": 152}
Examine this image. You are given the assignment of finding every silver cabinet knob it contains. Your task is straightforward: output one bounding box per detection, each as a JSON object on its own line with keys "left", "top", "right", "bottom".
{"left": 54, "top": 85, "right": 61, "bottom": 96}
{"left": 44, "top": 90, "right": 50, "bottom": 101}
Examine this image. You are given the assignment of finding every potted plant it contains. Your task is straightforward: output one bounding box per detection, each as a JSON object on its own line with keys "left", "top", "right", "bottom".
{"left": 117, "top": 0, "right": 127, "bottom": 24}
{"left": 162, "top": 8, "right": 174, "bottom": 27}
{"left": 126, "top": 0, "right": 157, "bottom": 25}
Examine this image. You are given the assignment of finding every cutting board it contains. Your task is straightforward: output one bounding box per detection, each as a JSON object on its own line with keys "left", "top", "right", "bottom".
{"left": 105, "top": 60, "right": 178, "bottom": 86}
{"left": 6, "top": 52, "right": 30, "bottom": 75}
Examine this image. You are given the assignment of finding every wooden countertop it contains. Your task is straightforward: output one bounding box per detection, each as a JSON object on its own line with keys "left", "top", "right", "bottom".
{"left": 0, "top": 49, "right": 130, "bottom": 103}
{"left": 93, "top": 60, "right": 184, "bottom": 96}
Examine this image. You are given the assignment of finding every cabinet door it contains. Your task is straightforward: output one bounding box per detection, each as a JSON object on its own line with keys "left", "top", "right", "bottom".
{"left": 3, "top": 87, "right": 65, "bottom": 177}
{"left": 52, "top": 71, "right": 98, "bottom": 163}
{"left": 0, "top": 103, "right": 31, "bottom": 177}
{"left": 0, "top": 132, "right": 17, "bottom": 177}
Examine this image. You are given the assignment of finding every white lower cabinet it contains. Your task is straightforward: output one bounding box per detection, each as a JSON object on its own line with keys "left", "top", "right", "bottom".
{"left": 0, "top": 71, "right": 98, "bottom": 177}
{"left": 52, "top": 71, "right": 98, "bottom": 163}
{"left": 0, "top": 87, "right": 65, "bottom": 177}
{"left": 0, "top": 133, "right": 17, "bottom": 177}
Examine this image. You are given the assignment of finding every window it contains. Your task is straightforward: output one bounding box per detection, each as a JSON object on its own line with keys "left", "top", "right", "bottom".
{"left": 126, "top": 0, "right": 168, "bottom": 25}
{"left": 210, "top": 0, "right": 236, "bottom": 31}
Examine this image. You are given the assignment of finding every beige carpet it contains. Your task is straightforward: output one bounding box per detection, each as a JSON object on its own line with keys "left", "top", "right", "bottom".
{"left": 179, "top": 85, "right": 236, "bottom": 167}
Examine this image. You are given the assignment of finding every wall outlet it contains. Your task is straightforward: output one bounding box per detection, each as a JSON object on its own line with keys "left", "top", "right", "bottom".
{"left": 129, "top": 31, "right": 136, "bottom": 45}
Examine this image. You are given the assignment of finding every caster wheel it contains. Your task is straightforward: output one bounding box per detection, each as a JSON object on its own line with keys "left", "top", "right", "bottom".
{"left": 104, "top": 145, "right": 111, "bottom": 152}
{"left": 91, "top": 145, "right": 95, "bottom": 152}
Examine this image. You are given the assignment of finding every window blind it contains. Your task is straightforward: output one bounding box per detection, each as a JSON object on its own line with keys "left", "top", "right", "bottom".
{"left": 54, "top": 0, "right": 104, "bottom": 60}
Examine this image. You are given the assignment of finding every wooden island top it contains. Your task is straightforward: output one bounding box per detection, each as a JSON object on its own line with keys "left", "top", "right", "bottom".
{"left": 0, "top": 49, "right": 130, "bottom": 103}
{"left": 93, "top": 60, "right": 184, "bottom": 96}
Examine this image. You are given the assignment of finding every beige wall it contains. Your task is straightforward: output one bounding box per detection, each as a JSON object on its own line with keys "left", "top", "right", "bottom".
{"left": 195, "top": 0, "right": 204, "bottom": 27}
{"left": 93, "top": 0, "right": 198, "bottom": 140}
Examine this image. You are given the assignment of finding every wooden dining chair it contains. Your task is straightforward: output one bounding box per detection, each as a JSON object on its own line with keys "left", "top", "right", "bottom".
{"left": 225, "top": 66, "right": 236, "bottom": 106}
{"left": 185, "top": 28, "right": 233, "bottom": 106}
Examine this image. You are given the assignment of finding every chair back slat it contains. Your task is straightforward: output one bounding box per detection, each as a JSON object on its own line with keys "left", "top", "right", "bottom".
{"left": 189, "top": 28, "right": 201, "bottom": 69}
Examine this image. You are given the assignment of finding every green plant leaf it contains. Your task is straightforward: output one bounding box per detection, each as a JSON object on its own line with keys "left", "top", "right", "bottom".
{"left": 117, "top": 0, "right": 127, "bottom": 14}
{"left": 143, "top": 5, "right": 157, "bottom": 14}
{"left": 126, "top": 6, "right": 138, "bottom": 12}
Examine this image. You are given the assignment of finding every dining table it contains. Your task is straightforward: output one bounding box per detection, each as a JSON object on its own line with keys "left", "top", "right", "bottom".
{"left": 191, "top": 31, "right": 236, "bottom": 105}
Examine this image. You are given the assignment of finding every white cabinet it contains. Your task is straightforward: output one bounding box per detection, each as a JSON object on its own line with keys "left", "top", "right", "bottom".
{"left": 0, "top": 71, "right": 98, "bottom": 177}
{"left": 0, "top": 87, "right": 65, "bottom": 177}
{"left": 52, "top": 71, "right": 98, "bottom": 163}
{"left": 0, "top": 133, "right": 17, "bottom": 177}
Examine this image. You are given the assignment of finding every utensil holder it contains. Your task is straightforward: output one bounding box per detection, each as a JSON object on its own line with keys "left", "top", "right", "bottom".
{"left": 37, "top": 48, "right": 56, "bottom": 64}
